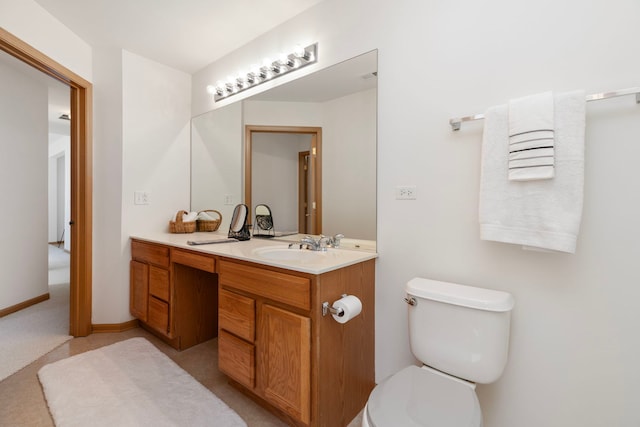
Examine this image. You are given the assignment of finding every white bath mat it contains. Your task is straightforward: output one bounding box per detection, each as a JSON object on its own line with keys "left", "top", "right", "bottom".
{"left": 38, "top": 337, "right": 247, "bottom": 427}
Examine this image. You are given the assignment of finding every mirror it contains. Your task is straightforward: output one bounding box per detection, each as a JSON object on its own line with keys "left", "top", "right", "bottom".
{"left": 228, "top": 204, "right": 250, "bottom": 240}
{"left": 191, "top": 50, "right": 377, "bottom": 244}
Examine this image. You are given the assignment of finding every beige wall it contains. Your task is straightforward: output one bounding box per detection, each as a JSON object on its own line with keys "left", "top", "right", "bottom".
{"left": 0, "top": 59, "right": 48, "bottom": 309}
{"left": 193, "top": 0, "right": 640, "bottom": 425}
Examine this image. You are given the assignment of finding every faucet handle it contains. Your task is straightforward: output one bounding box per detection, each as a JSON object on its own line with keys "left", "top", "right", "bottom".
{"left": 331, "top": 233, "right": 344, "bottom": 248}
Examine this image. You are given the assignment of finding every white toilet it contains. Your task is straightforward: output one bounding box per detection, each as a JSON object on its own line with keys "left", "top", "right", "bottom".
{"left": 363, "top": 278, "right": 514, "bottom": 427}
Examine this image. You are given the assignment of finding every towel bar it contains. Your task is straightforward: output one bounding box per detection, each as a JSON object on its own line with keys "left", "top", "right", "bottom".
{"left": 449, "top": 87, "right": 640, "bottom": 131}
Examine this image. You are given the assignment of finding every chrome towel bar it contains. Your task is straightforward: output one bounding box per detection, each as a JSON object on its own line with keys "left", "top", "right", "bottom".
{"left": 449, "top": 87, "right": 640, "bottom": 131}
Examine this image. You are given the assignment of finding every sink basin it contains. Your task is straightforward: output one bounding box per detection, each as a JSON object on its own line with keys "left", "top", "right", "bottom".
{"left": 252, "top": 246, "right": 338, "bottom": 262}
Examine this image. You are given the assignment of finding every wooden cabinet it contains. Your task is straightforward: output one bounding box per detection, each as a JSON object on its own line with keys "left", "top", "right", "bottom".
{"left": 219, "top": 260, "right": 313, "bottom": 426}
{"left": 130, "top": 238, "right": 375, "bottom": 427}
{"left": 130, "top": 239, "right": 218, "bottom": 350}
{"left": 130, "top": 241, "right": 170, "bottom": 335}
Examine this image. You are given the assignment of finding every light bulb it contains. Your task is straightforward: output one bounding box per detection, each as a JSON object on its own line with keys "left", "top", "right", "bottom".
{"left": 279, "top": 52, "right": 295, "bottom": 68}
{"left": 293, "top": 45, "right": 305, "bottom": 58}
{"left": 293, "top": 45, "right": 309, "bottom": 60}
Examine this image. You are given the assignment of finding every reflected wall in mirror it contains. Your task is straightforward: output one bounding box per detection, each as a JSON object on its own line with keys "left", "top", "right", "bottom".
{"left": 191, "top": 50, "right": 377, "bottom": 242}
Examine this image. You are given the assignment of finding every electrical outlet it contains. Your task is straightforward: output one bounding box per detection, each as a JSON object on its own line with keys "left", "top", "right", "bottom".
{"left": 134, "top": 191, "right": 150, "bottom": 205}
{"left": 224, "top": 195, "right": 233, "bottom": 205}
{"left": 395, "top": 185, "right": 417, "bottom": 200}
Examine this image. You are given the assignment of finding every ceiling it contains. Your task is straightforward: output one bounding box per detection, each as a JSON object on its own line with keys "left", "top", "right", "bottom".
{"left": 33, "top": 0, "right": 325, "bottom": 74}
{"left": 4, "top": 0, "right": 374, "bottom": 136}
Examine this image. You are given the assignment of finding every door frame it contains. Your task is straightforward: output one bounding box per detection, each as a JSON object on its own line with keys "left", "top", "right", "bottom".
{"left": 245, "top": 125, "right": 322, "bottom": 235}
{"left": 0, "top": 28, "right": 93, "bottom": 337}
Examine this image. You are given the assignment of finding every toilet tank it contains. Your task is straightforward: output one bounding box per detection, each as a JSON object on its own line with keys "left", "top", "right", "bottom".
{"left": 406, "top": 278, "right": 514, "bottom": 384}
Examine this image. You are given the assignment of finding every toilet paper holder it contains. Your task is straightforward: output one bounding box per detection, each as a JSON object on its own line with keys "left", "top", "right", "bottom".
{"left": 322, "top": 294, "right": 347, "bottom": 317}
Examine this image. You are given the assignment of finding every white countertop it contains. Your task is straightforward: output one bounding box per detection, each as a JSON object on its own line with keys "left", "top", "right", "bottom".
{"left": 130, "top": 231, "right": 377, "bottom": 275}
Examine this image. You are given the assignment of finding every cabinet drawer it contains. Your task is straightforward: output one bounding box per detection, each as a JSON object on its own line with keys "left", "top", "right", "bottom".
{"left": 172, "top": 249, "right": 215, "bottom": 273}
{"left": 219, "top": 260, "right": 311, "bottom": 311}
{"left": 219, "top": 330, "right": 255, "bottom": 389}
{"left": 219, "top": 288, "right": 255, "bottom": 342}
{"left": 131, "top": 240, "right": 169, "bottom": 268}
{"left": 149, "top": 266, "right": 170, "bottom": 301}
{"left": 148, "top": 296, "right": 169, "bottom": 335}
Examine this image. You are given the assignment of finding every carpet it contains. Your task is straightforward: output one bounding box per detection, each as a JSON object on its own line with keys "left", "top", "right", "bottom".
{"left": 0, "top": 283, "right": 72, "bottom": 382}
{"left": 38, "top": 337, "right": 247, "bottom": 427}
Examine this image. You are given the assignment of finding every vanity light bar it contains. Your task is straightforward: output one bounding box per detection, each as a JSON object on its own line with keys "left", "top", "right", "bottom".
{"left": 207, "top": 43, "right": 318, "bottom": 102}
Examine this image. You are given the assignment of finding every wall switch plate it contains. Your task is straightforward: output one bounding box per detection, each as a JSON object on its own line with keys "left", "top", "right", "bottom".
{"left": 224, "top": 195, "right": 233, "bottom": 205}
{"left": 134, "top": 191, "right": 150, "bottom": 205}
{"left": 395, "top": 185, "right": 417, "bottom": 200}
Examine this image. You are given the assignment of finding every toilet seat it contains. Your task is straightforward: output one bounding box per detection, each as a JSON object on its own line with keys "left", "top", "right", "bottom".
{"left": 365, "top": 365, "right": 482, "bottom": 427}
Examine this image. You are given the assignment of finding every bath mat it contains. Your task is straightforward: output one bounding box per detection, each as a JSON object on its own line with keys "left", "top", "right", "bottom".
{"left": 38, "top": 337, "right": 246, "bottom": 427}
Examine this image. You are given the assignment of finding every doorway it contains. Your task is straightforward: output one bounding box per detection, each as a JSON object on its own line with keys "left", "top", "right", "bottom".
{"left": 298, "top": 151, "right": 310, "bottom": 234}
{"left": 245, "top": 125, "right": 322, "bottom": 235}
{"left": 0, "top": 29, "right": 92, "bottom": 337}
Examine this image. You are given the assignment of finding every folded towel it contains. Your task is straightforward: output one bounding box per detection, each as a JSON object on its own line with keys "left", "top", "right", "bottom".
{"left": 172, "top": 211, "right": 198, "bottom": 222}
{"left": 479, "top": 90, "right": 586, "bottom": 253}
{"left": 508, "top": 91, "right": 555, "bottom": 181}
{"left": 197, "top": 211, "right": 216, "bottom": 221}
{"left": 183, "top": 212, "right": 198, "bottom": 222}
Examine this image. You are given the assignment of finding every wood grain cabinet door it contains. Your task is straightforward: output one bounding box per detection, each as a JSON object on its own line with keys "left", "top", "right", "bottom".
{"left": 260, "top": 304, "right": 311, "bottom": 424}
{"left": 130, "top": 260, "right": 148, "bottom": 322}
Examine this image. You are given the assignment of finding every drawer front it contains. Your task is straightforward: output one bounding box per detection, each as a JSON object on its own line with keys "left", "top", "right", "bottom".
{"left": 219, "top": 288, "right": 255, "bottom": 342}
{"left": 131, "top": 240, "right": 169, "bottom": 268}
{"left": 219, "top": 260, "right": 311, "bottom": 311}
{"left": 172, "top": 249, "right": 215, "bottom": 273}
{"left": 149, "top": 266, "right": 170, "bottom": 301}
{"left": 147, "top": 296, "right": 169, "bottom": 335}
{"left": 219, "top": 330, "right": 255, "bottom": 389}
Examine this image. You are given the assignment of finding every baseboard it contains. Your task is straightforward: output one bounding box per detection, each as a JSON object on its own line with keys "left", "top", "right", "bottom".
{"left": 91, "top": 319, "right": 140, "bottom": 334}
{"left": 0, "top": 292, "right": 50, "bottom": 318}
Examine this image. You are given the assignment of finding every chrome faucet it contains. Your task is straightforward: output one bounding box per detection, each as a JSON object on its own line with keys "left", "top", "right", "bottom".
{"left": 328, "top": 233, "right": 344, "bottom": 248}
{"left": 288, "top": 234, "right": 344, "bottom": 251}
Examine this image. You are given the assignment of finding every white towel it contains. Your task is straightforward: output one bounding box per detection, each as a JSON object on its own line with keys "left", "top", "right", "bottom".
{"left": 172, "top": 211, "right": 198, "bottom": 222}
{"left": 508, "top": 91, "right": 555, "bottom": 181}
{"left": 479, "top": 90, "right": 586, "bottom": 253}
{"left": 197, "top": 211, "right": 216, "bottom": 221}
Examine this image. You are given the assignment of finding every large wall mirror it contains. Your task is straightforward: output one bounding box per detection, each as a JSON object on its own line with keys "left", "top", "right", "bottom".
{"left": 191, "top": 49, "right": 377, "bottom": 243}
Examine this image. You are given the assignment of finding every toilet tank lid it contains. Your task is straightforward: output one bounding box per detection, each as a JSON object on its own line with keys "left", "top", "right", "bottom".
{"left": 406, "top": 278, "right": 515, "bottom": 312}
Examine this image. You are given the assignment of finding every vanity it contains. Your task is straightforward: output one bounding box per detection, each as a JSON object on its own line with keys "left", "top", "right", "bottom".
{"left": 129, "top": 232, "right": 376, "bottom": 427}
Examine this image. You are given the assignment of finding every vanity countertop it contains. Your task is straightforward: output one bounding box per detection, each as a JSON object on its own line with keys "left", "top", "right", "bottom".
{"left": 130, "top": 231, "right": 377, "bottom": 275}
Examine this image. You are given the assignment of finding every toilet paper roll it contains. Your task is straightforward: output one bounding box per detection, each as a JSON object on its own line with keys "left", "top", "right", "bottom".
{"left": 331, "top": 295, "right": 362, "bottom": 324}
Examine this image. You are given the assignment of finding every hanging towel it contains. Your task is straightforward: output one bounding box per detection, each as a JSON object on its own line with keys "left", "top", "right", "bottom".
{"left": 508, "top": 91, "right": 555, "bottom": 181}
{"left": 479, "top": 90, "right": 586, "bottom": 253}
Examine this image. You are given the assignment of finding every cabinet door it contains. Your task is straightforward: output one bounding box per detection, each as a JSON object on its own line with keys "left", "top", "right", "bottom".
{"left": 130, "top": 260, "right": 148, "bottom": 322}
{"left": 260, "top": 304, "right": 311, "bottom": 424}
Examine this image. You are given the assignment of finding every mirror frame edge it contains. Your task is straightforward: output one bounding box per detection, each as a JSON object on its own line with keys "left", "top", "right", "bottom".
{"left": 245, "top": 124, "right": 322, "bottom": 235}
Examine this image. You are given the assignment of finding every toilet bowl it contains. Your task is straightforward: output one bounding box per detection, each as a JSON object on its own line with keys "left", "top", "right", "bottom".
{"left": 362, "top": 278, "right": 514, "bottom": 427}
{"left": 363, "top": 366, "right": 482, "bottom": 427}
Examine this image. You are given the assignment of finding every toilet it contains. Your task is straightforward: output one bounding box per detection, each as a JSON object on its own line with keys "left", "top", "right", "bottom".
{"left": 363, "top": 278, "right": 514, "bottom": 427}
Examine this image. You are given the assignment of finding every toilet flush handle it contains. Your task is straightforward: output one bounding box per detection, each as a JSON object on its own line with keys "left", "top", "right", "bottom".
{"left": 404, "top": 296, "right": 417, "bottom": 306}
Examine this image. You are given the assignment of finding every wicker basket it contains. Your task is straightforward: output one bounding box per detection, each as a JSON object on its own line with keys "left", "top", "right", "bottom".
{"left": 169, "top": 210, "right": 196, "bottom": 233}
{"left": 196, "top": 209, "right": 222, "bottom": 232}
